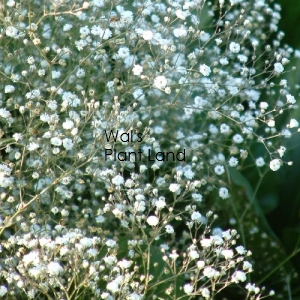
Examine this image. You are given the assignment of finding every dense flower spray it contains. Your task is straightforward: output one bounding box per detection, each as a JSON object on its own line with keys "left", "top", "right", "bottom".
{"left": 0, "top": 0, "right": 298, "bottom": 298}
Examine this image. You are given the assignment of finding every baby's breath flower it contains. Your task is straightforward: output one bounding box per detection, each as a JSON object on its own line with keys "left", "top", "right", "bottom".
{"left": 147, "top": 215, "right": 159, "bottom": 226}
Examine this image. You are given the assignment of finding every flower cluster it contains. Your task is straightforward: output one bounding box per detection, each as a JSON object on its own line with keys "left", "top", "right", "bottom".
{"left": 0, "top": 0, "right": 298, "bottom": 298}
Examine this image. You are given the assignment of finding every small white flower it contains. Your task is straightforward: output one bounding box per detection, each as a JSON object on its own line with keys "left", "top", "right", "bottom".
{"left": 229, "top": 42, "right": 240, "bottom": 53}
{"left": 188, "top": 250, "right": 199, "bottom": 260}
{"left": 165, "top": 225, "right": 174, "bottom": 234}
{"left": 5, "top": 85, "right": 15, "bottom": 93}
{"left": 228, "top": 157, "right": 238, "bottom": 167}
{"left": 201, "top": 288, "right": 210, "bottom": 298}
{"left": 286, "top": 94, "right": 296, "bottom": 104}
{"left": 112, "top": 174, "right": 125, "bottom": 186}
{"left": 6, "top": 26, "right": 18, "bottom": 37}
{"left": 27, "top": 142, "right": 39, "bottom": 151}
{"left": 154, "top": 75, "right": 167, "bottom": 89}
{"left": 118, "top": 47, "right": 130, "bottom": 59}
{"left": 274, "top": 62, "right": 284, "bottom": 74}
{"left": 214, "top": 165, "right": 225, "bottom": 175}
{"left": 142, "top": 30, "right": 153, "bottom": 41}
{"left": 233, "top": 134, "right": 244, "bottom": 144}
{"left": 243, "top": 261, "right": 252, "bottom": 271}
{"left": 107, "top": 281, "right": 119, "bottom": 294}
{"left": 63, "top": 119, "right": 74, "bottom": 130}
{"left": 267, "top": 119, "right": 275, "bottom": 127}
{"left": 47, "top": 261, "right": 63, "bottom": 276}
{"left": 269, "top": 158, "right": 281, "bottom": 171}
{"left": 0, "top": 286, "right": 8, "bottom": 297}
{"left": 200, "top": 238, "right": 212, "bottom": 248}
{"left": 147, "top": 215, "right": 159, "bottom": 226}
{"left": 63, "top": 138, "right": 74, "bottom": 150}
{"left": 197, "top": 260, "right": 205, "bottom": 269}
{"left": 277, "top": 146, "right": 286, "bottom": 157}
{"left": 0, "top": 108, "right": 11, "bottom": 118}
{"left": 51, "top": 137, "right": 62, "bottom": 146}
{"left": 203, "top": 266, "right": 217, "bottom": 278}
{"left": 183, "top": 283, "right": 193, "bottom": 295}
{"left": 132, "top": 64, "right": 143, "bottom": 76}
{"left": 169, "top": 183, "right": 180, "bottom": 193}
{"left": 199, "top": 64, "right": 211, "bottom": 76}
{"left": 63, "top": 24, "right": 73, "bottom": 31}
{"left": 219, "top": 187, "right": 229, "bottom": 199}
{"left": 232, "top": 270, "right": 246, "bottom": 283}
{"left": 191, "top": 211, "right": 202, "bottom": 223}
{"left": 255, "top": 157, "right": 265, "bottom": 167}
{"left": 221, "top": 249, "right": 234, "bottom": 260}
{"left": 173, "top": 26, "right": 188, "bottom": 37}
{"left": 288, "top": 118, "right": 299, "bottom": 128}
{"left": 236, "top": 245, "right": 246, "bottom": 255}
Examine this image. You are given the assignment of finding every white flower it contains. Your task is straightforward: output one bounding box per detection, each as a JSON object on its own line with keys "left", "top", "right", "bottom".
{"left": 176, "top": 9, "right": 190, "bottom": 20}
{"left": 6, "top": 26, "right": 18, "bottom": 37}
{"left": 165, "top": 225, "right": 174, "bottom": 234}
{"left": 183, "top": 283, "right": 193, "bottom": 295}
{"left": 288, "top": 118, "right": 299, "bottom": 128}
{"left": 221, "top": 249, "right": 234, "bottom": 259}
{"left": 117, "top": 259, "right": 132, "bottom": 269}
{"left": 197, "top": 260, "right": 205, "bottom": 269}
{"left": 5, "top": 85, "right": 15, "bottom": 93}
{"left": 0, "top": 108, "right": 11, "bottom": 118}
{"left": 277, "top": 146, "right": 286, "bottom": 157}
{"left": 228, "top": 157, "right": 238, "bottom": 167}
{"left": 76, "top": 68, "right": 86, "bottom": 78}
{"left": 219, "top": 187, "right": 229, "bottom": 199}
{"left": 142, "top": 30, "right": 153, "bottom": 41}
{"left": 191, "top": 211, "right": 202, "bottom": 223}
{"left": 118, "top": 47, "right": 130, "bottom": 58}
{"left": 269, "top": 159, "right": 281, "bottom": 171}
{"left": 229, "top": 42, "right": 240, "bottom": 53}
{"left": 214, "top": 165, "right": 225, "bottom": 175}
{"left": 200, "top": 238, "right": 212, "bottom": 248}
{"left": 255, "top": 157, "right": 265, "bottom": 167}
{"left": 199, "top": 64, "right": 211, "bottom": 76}
{"left": 80, "top": 237, "right": 93, "bottom": 248}
{"left": 63, "top": 119, "right": 74, "bottom": 130}
{"left": 188, "top": 250, "right": 199, "bottom": 260}
{"left": 203, "top": 266, "right": 217, "bottom": 278}
{"left": 27, "top": 142, "right": 39, "bottom": 151}
{"left": 0, "top": 286, "right": 8, "bottom": 297}
{"left": 63, "top": 138, "right": 74, "bottom": 150}
{"left": 47, "top": 261, "right": 63, "bottom": 276}
{"left": 274, "top": 62, "right": 284, "bottom": 73}
{"left": 154, "top": 75, "right": 167, "bottom": 89}
{"left": 168, "top": 183, "right": 180, "bottom": 193}
{"left": 267, "top": 119, "right": 275, "bottom": 127}
{"left": 106, "top": 239, "right": 117, "bottom": 248}
{"left": 233, "top": 134, "right": 243, "bottom": 143}
{"left": 132, "top": 64, "right": 143, "bottom": 76}
{"left": 107, "top": 280, "right": 119, "bottom": 293}
{"left": 63, "top": 24, "right": 73, "bottom": 31}
{"left": 201, "top": 288, "right": 210, "bottom": 298}
{"left": 51, "top": 137, "right": 62, "bottom": 146}
{"left": 112, "top": 174, "right": 124, "bottom": 186}
{"left": 173, "top": 26, "right": 188, "bottom": 37}
{"left": 52, "top": 70, "right": 61, "bottom": 79}
{"left": 286, "top": 94, "right": 296, "bottom": 104}
{"left": 243, "top": 261, "right": 252, "bottom": 271}
{"left": 13, "top": 133, "right": 22, "bottom": 141}
{"left": 147, "top": 215, "right": 159, "bottom": 226}
{"left": 231, "top": 270, "right": 246, "bottom": 283}
{"left": 236, "top": 245, "right": 246, "bottom": 255}
{"left": 155, "top": 197, "right": 166, "bottom": 209}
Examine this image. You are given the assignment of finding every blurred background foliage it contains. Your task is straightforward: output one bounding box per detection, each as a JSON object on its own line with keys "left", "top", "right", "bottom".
{"left": 237, "top": 1, "right": 300, "bottom": 298}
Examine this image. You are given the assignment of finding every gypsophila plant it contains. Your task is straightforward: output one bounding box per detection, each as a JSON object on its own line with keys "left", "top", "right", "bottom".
{"left": 0, "top": 0, "right": 299, "bottom": 298}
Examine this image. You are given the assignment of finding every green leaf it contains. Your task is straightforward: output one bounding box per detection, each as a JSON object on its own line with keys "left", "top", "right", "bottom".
{"left": 228, "top": 167, "right": 278, "bottom": 240}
